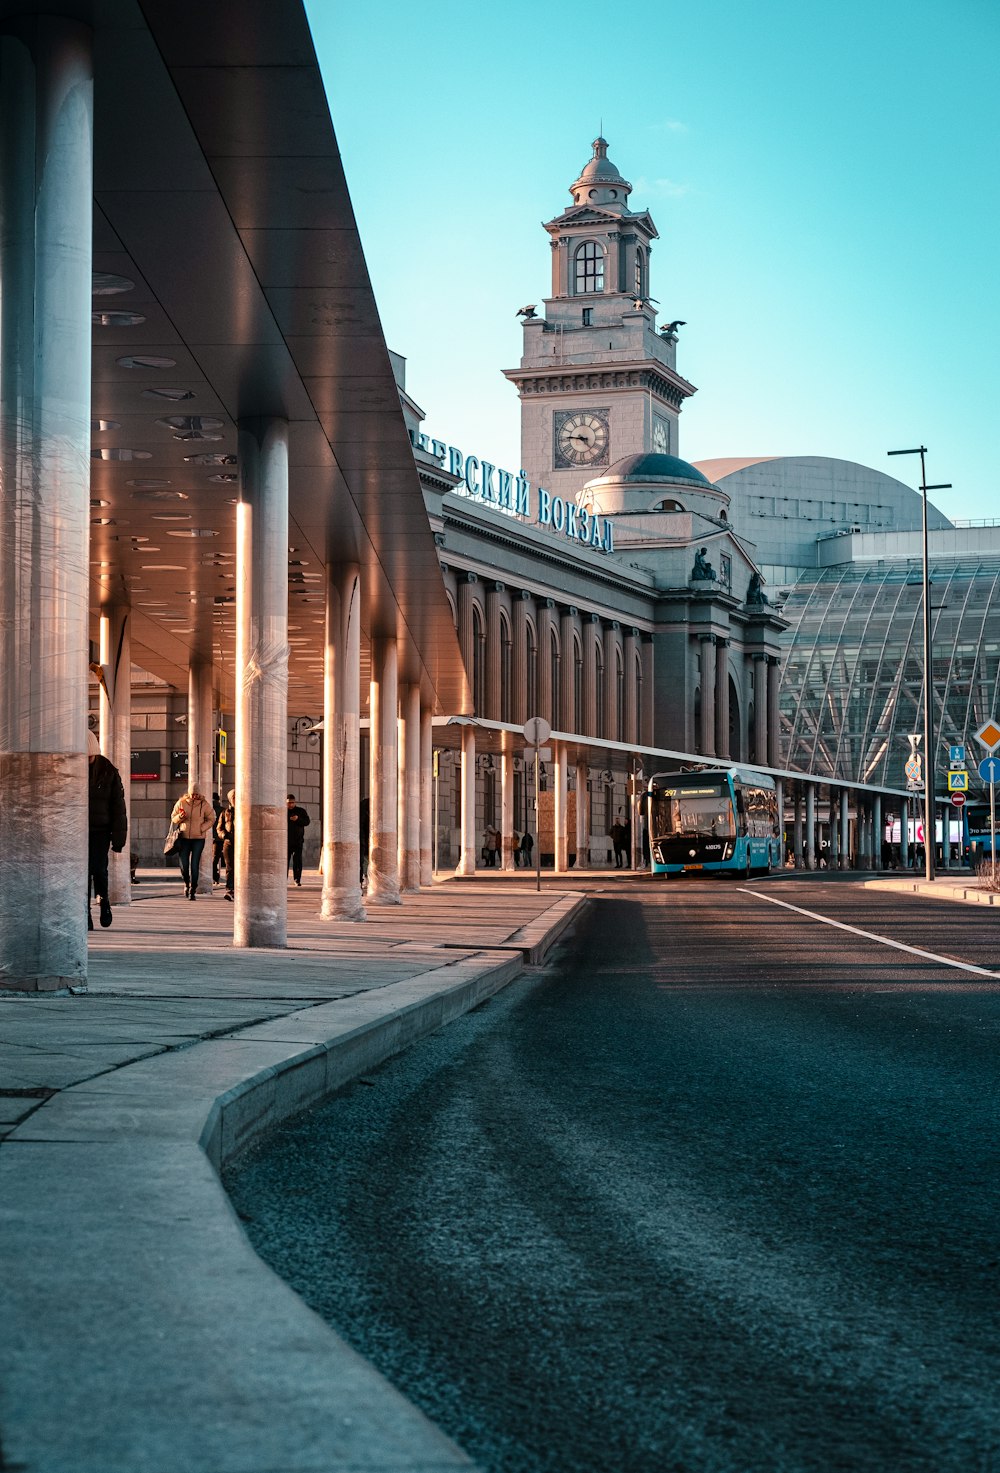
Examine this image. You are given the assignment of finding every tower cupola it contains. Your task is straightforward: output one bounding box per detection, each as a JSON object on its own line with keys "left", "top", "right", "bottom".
{"left": 569, "top": 137, "right": 632, "bottom": 211}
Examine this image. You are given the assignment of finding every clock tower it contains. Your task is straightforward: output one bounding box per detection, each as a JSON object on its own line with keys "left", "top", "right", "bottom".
{"left": 504, "top": 137, "right": 697, "bottom": 504}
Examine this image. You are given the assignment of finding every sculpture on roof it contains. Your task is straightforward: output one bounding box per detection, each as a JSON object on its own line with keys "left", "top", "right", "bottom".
{"left": 747, "top": 571, "right": 769, "bottom": 606}
{"left": 691, "top": 547, "right": 715, "bottom": 581}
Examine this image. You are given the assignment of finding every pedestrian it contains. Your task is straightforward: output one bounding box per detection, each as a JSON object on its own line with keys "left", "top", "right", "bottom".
{"left": 287, "top": 793, "right": 311, "bottom": 885}
{"left": 87, "top": 730, "right": 128, "bottom": 930}
{"left": 519, "top": 830, "right": 534, "bottom": 867}
{"left": 610, "top": 820, "right": 627, "bottom": 868}
{"left": 512, "top": 829, "right": 521, "bottom": 867}
{"left": 217, "top": 789, "right": 236, "bottom": 901}
{"left": 359, "top": 796, "right": 370, "bottom": 887}
{"left": 170, "top": 785, "right": 216, "bottom": 900}
{"left": 211, "top": 791, "right": 224, "bottom": 884}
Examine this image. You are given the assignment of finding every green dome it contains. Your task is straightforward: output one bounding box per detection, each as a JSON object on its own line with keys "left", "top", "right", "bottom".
{"left": 594, "top": 454, "right": 714, "bottom": 487}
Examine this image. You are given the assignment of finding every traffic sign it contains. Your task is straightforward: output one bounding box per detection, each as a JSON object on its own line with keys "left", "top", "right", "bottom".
{"left": 974, "top": 719, "right": 1000, "bottom": 752}
{"left": 522, "top": 716, "right": 551, "bottom": 747}
{"left": 947, "top": 770, "right": 969, "bottom": 791}
{"left": 978, "top": 756, "right": 1000, "bottom": 784}
{"left": 949, "top": 744, "right": 966, "bottom": 765}
{"left": 951, "top": 792, "right": 967, "bottom": 807}
{"left": 904, "top": 755, "right": 921, "bottom": 781}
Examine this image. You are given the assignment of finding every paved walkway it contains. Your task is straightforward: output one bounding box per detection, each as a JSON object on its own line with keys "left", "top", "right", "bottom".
{"left": 0, "top": 874, "right": 586, "bottom": 1473}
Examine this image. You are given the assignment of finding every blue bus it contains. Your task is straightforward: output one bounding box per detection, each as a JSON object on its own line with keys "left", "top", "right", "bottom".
{"left": 647, "top": 767, "right": 781, "bottom": 878}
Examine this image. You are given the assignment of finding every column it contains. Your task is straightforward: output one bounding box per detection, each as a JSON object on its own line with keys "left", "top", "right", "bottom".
{"left": 623, "top": 628, "right": 639, "bottom": 745}
{"left": 457, "top": 573, "right": 477, "bottom": 692}
{"left": 640, "top": 638, "right": 655, "bottom": 748}
{"left": 0, "top": 17, "right": 93, "bottom": 991}
{"left": 604, "top": 623, "right": 620, "bottom": 741}
{"left": 900, "top": 798, "right": 910, "bottom": 869}
{"left": 775, "top": 778, "right": 785, "bottom": 867}
{"left": 485, "top": 581, "right": 503, "bottom": 720}
{"left": 857, "top": 799, "right": 870, "bottom": 868}
{"left": 715, "top": 639, "right": 730, "bottom": 759}
{"left": 805, "top": 784, "right": 816, "bottom": 871}
{"left": 829, "top": 791, "right": 839, "bottom": 868}
{"left": 320, "top": 562, "right": 365, "bottom": 922}
{"left": 420, "top": 703, "right": 433, "bottom": 886}
{"left": 501, "top": 735, "right": 515, "bottom": 869}
{"left": 576, "top": 758, "right": 589, "bottom": 867}
{"left": 398, "top": 682, "right": 421, "bottom": 892}
{"left": 560, "top": 607, "right": 576, "bottom": 733}
{"left": 553, "top": 739, "right": 568, "bottom": 872}
{"left": 234, "top": 417, "right": 289, "bottom": 948}
{"left": 753, "top": 654, "right": 767, "bottom": 767}
{"left": 873, "top": 793, "right": 883, "bottom": 871}
{"left": 512, "top": 591, "right": 531, "bottom": 725}
{"left": 368, "top": 636, "right": 400, "bottom": 904}
{"left": 840, "top": 789, "right": 850, "bottom": 870}
{"left": 101, "top": 604, "right": 133, "bottom": 906}
{"left": 699, "top": 635, "right": 717, "bottom": 757}
{"left": 793, "top": 791, "right": 803, "bottom": 868}
{"left": 457, "top": 723, "right": 476, "bottom": 875}
{"left": 187, "top": 655, "right": 213, "bottom": 897}
{"left": 538, "top": 599, "right": 555, "bottom": 725}
{"left": 767, "top": 656, "right": 781, "bottom": 768}
{"left": 582, "top": 614, "right": 599, "bottom": 736}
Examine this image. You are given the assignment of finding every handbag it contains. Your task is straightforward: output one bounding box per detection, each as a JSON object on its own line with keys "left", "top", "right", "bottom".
{"left": 163, "top": 823, "right": 182, "bottom": 858}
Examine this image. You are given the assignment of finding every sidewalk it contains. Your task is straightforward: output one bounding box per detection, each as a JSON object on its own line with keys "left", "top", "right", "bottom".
{"left": 864, "top": 871, "right": 1000, "bottom": 907}
{"left": 0, "top": 875, "right": 587, "bottom": 1473}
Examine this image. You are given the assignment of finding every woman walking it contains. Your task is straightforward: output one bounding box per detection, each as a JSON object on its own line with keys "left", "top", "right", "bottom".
{"left": 170, "top": 786, "right": 216, "bottom": 900}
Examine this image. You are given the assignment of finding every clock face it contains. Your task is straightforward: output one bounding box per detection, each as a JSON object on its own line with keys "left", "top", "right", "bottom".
{"left": 652, "top": 417, "right": 669, "bottom": 455}
{"left": 554, "top": 409, "right": 610, "bottom": 469}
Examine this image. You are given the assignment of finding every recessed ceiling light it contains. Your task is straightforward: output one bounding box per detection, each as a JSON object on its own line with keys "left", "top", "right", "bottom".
{"left": 151, "top": 513, "right": 192, "bottom": 521}
{"left": 92, "top": 272, "right": 135, "bottom": 296}
{"left": 156, "top": 416, "right": 224, "bottom": 433}
{"left": 91, "top": 517, "right": 117, "bottom": 525}
{"left": 118, "top": 355, "right": 176, "bottom": 370}
{"left": 91, "top": 448, "right": 152, "bottom": 461}
{"left": 93, "top": 311, "right": 146, "bottom": 327}
{"left": 173, "top": 430, "right": 222, "bottom": 442}
{"left": 91, "top": 418, "right": 121, "bottom": 432}
{"left": 131, "top": 490, "right": 189, "bottom": 502}
{"left": 126, "top": 478, "right": 172, "bottom": 489}
{"left": 90, "top": 498, "right": 110, "bottom": 507}
{"left": 184, "top": 453, "right": 235, "bottom": 466}
{"left": 141, "top": 387, "right": 195, "bottom": 402}
{"left": 141, "top": 564, "right": 185, "bottom": 571}
{"left": 209, "top": 473, "right": 238, "bottom": 483}
{"left": 167, "top": 529, "right": 218, "bottom": 538}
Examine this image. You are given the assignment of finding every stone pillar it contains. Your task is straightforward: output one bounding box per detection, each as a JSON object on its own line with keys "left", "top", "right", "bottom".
{"left": 900, "top": 798, "right": 910, "bottom": 869}
{"left": 234, "top": 418, "right": 289, "bottom": 948}
{"left": 753, "top": 654, "right": 768, "bottom": 767}
{"left": 457, "top": 723, "right": 476, "bottom": 875}
{"left": 873, "top": 793, "right": 882, "bottom": 871}
{"left": 582, "top": 613, "right": 599, "bottom": 736}
{"left": 538, "top": 599, "right": 556, "bottom": 726}
{"left": 0, "top": 17, "right": 92, "bottom": 991}
{"left": 560, "top": 607, "right": 577, "bottom": 733}
{"left": 793, "top": 791, "right": 804, "bottom": 869}
{"left": 485, "top": 581, "right": 503, "bottom": 721}
{"left": 775, "top": 778, "right": 785, "bottom": 867}
{"left": 576, "top": 758, "right": 589, "bottom": 867}
{"left": 640, "top": 638, "right": 655, "bottom": 748}
{"left": 805, "top": 784, "right": 816, "bottom": 871}
{"left": 604, "top": 623, "right": 620, "bottom": 741}
{"left": 398, "top": 682, "right": 421, "bottom": 892}
{"left": 320, "top": 562, "right": 365, "bottom": 922}
{"left": 420, "top": 703, "right": 433, "bottom": 886}
{"left": 501, "top": 736, "right": 515, "bottom": 869}
{"left": 699, "top": 635, "right": 717, "bottom": 757}
{"left": 857, "top": 799, "right": 870, "bottom": 869}
{"left": 512, "top": 591, "right": 531, "bottom": 725}
{"left": 457, "top": 573, "right": 477, "bottom": 696}
{"left": 624, "top": 628, "right": 639, "bottom": 745}
{"left": 840, "top": 789, "right": 850, "bottom": 870}
{"left": 553, "top": 739, "right": 568, "bottom": 872}
{"left": 101, "top": 604, "right": 133, "bottom": 906}
{"left": 187, "top": 655, "right": 213, "bottom": 897}
{"left": 829, "top": 791, "right": 839, "bottom": 868}
{"left": 767, "top": 656, "right": 781, "bottom": 768}
{"left": 368, "top": 636, "right": 400, "bottom": 904}
{"left": 715, "top": 639, "right": 730, "bottom": 759}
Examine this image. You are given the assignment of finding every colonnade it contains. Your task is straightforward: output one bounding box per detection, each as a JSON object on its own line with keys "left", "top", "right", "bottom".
{"left": 783, "top": 787, "right": 917, "bottom": 872}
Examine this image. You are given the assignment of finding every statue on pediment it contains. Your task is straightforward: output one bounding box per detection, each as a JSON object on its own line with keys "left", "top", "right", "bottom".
{"left": 691, "top": 547, "right": 715, "bottom": 581}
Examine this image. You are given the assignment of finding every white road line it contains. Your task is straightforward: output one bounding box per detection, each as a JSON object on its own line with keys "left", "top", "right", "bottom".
{"left": 740, "top": 889, "right": 999, "bottom": 978}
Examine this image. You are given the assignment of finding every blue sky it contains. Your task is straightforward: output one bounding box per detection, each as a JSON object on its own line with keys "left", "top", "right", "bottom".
{"left": 306, "top": 0, "right": 998, "bottom": 521}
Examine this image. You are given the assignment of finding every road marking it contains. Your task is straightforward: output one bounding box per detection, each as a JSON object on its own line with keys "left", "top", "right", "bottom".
{"left": 740, "top": 889, "right": 999, "bottom": 978}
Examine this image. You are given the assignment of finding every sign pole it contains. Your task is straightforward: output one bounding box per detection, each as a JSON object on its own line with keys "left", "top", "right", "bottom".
{"left": 534, "top": 745, "right": 541, "bottom": 893}
{"left": 991, "top": 776, "right": 997, "bottom": 886}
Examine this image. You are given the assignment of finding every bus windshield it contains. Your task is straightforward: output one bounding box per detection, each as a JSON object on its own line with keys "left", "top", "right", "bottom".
{"left": 650, "top": 787, "right": 736, "bottom": 840}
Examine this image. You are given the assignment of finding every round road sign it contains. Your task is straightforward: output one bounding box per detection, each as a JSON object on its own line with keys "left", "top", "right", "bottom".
{"left": 951, "top": 792, "right": 967, "bottom": 807}
{"left": 523, "top": 715, "right": 551, "bottom": 747}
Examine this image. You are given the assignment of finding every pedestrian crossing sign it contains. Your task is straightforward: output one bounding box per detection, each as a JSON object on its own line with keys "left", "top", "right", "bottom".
{"left": 947, "top": 770, "right": 969, "bottom": 791}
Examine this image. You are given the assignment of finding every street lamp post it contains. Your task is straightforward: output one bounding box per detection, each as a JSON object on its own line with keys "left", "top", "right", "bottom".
{"left": 888, "top": 446, "right": 951, "bottom": 883}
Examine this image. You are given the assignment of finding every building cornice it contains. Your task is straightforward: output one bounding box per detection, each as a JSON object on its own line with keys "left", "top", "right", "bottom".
{"left": 502, "top": 360, "right": 697, "bottom": 409}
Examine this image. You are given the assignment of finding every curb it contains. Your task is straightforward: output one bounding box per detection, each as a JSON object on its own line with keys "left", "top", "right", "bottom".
{"left": 864, "top": 877, "right": 1000, "bottom": 907}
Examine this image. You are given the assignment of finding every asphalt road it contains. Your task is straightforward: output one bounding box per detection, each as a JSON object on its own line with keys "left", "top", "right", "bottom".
{"left": 225, "top": 876, "right": 1000, "bottom": 1472}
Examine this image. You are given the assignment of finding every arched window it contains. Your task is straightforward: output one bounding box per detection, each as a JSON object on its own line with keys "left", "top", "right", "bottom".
{"left": 574, "top": 240, "right": 605, "bottom": 294}
{"left": 472, "top": 604, "right": 486, "bottom": 715}
{"left": 550, "top": 627, "right": 561, "bottom": 727}
{"left": 595, "top": 642, "right": 605, "bottom": 738}
{"left": 497, "top": 612, "right": 512, "bottom": 721}
{"left": 526, "top": 618, "right": 538, "bottom": 717}
{"left": 616, "top": 649, "right": 625, "bottom": 742}
{"left": 634, "top": 246, "right": 645, "bottom": 299}
{"left": 653, "top": 499, "right": 685, "bottom": 512}
{"left": 573, "top": 635, "right": 584, "bottom": 732}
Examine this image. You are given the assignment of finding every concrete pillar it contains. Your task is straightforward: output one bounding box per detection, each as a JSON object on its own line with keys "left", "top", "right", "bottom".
{"left": 753, "top": 654, "right": 768, "bottom": 767}
{"left": 604, "top": 623, "right": 620, "bottom": 741}
{"left": 501, "top": 736, "right": 515, "bottom": 869}
{"left": 793, "top": 791, "right": 804, "bottom": 869}
{"left": 576, "top": 758, "right": 589, "bottom": 867}
{"left": 805, "top": 784, "right": 816, "bottom": 871}
{"left": 398, "top": 682, "right": 421, "bottom": 892}
{"left": 101, "top": 604, "right": 133, "bottom": 906}
{"left": 0, "top": 17, "right": 93, "bottom": 991}
{"left": 829, "top": 791, "right": 839, "bottom": 868}
{"left": 857, "top": 799, "right": 869, "bottom": 868}
{"left": 538, "top": 599, "right": 556, "bottom": 726}
{"left": 900, "top": 797, "right": 910, "bottom": 869}
{"left": 582, "top": 614, "right": 599, "bottom": 736}
{"left": 640, "top": 638, "right": 655, "bottom": 748}
{"left": 767, "top": 656, "right": 781, "bottom": 767}
{"left": 457, "top": 723, "right": 476, "bottom": 875}
{"left": 699, "top": 635, "right": 717, "bottom": 757}
{"left": 234, "top": 417, "right": 289, "bottom": 948}
{"left": 512, "top": 591, "right": 531, "bottom": 726}
{"left": 715, "top": 639, "right": 730, "bottom": 759}
{"left": 320, "top": 562, "right": 365, "bottom": 922}
{"left": 420, "top": 703, "right": 433, "bottom": 886}
{"left": 560, "top": 607, "right": 577, "bottom": 733}
{"left": 187, "top": 655, "right": 213, "bottom": 897}
{"left": 840, "top": 789, "right": 850, "bottom": 870}
{"left": 775, "top": 778, "right": 785, "bottom": 867}
{"left": 553, "top": 739, "right": 568, "bottom": 872}
{"left": 624, "top": 628, "right": 639, "bottom": 745}
{"left": 368, "top": 636, "right": 400, "bottom": 904}
{"left": 873, "top": 793, "right": 883, "bottom": 871}
{"left": 485, "top": 581, "right": 503, "bottom": 720}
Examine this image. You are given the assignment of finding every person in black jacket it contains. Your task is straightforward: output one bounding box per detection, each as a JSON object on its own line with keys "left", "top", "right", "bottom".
{"left": 286, "top": 794, "right": 311, "bottom": 886}
{"left": 217, "top": 789, "right": 236, "bottom": 901}
{"left": 87, "top": 730, "right": 128, "bottom": 930}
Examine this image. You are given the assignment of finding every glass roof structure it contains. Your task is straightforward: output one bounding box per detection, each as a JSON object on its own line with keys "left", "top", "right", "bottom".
{"left": 779, "top": 558, "right": 1000, "bottom": 788}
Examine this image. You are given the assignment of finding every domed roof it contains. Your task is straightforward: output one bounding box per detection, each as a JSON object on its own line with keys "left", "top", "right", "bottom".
{"left": 570, "top": 137, "right": 632, "bottom": 202}
{"left": 588, "top": 453, "right": 715, "bottom": 488}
